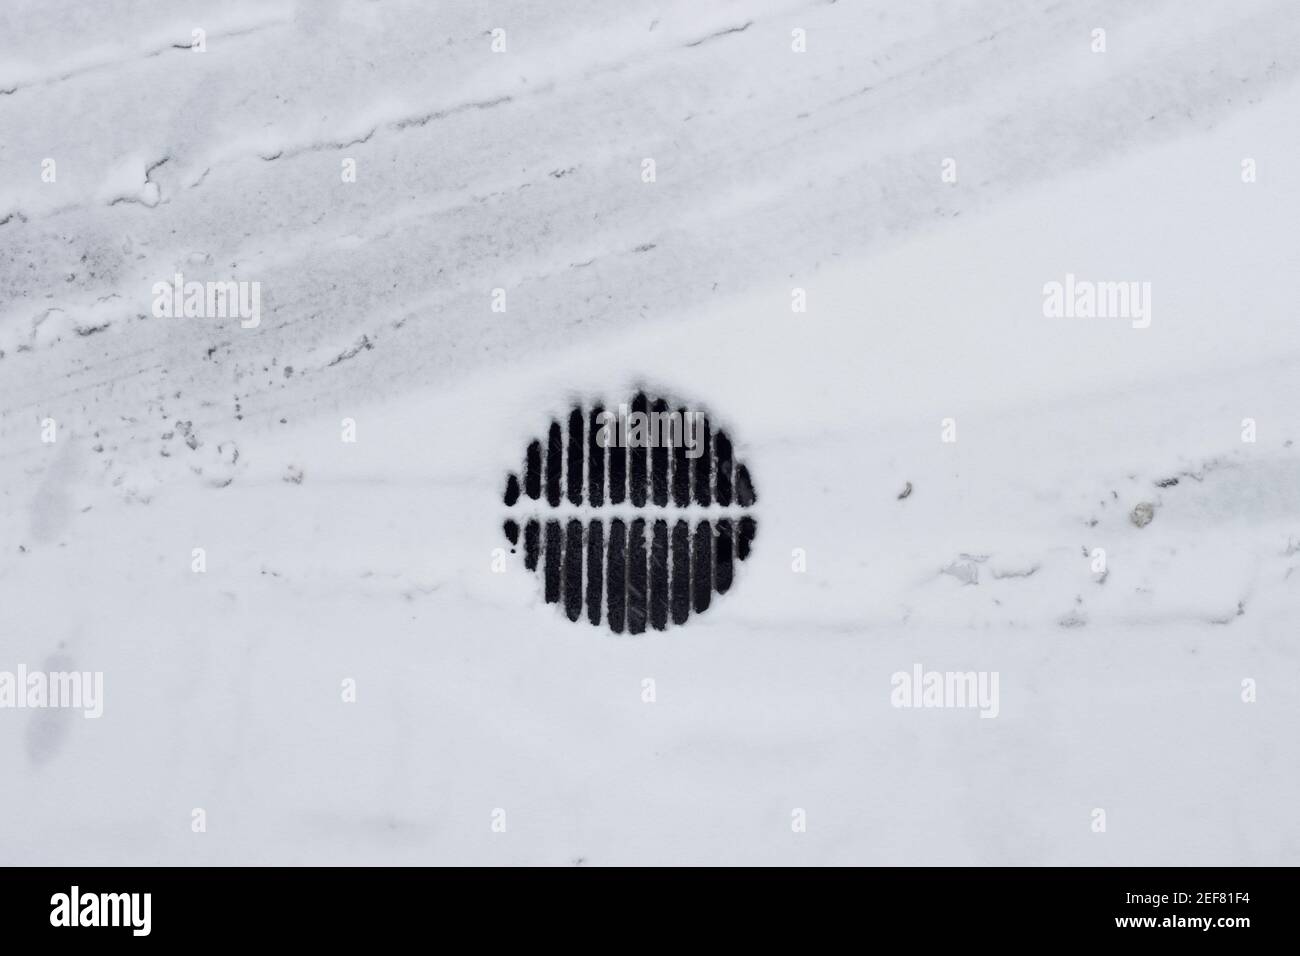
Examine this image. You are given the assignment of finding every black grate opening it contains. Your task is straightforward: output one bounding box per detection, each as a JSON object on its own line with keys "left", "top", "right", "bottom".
{"left": 503, "top": 392, "right": 758, "bottom": 633}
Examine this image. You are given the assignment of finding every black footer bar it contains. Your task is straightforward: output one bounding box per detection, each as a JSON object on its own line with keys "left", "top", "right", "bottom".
{"left": 0, "top": 867, "right": 1282, "bottom": 942}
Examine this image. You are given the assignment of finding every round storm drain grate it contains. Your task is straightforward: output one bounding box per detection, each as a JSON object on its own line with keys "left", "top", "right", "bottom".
{"left": 502, "top": 392, "right": 757, "bottom": 633}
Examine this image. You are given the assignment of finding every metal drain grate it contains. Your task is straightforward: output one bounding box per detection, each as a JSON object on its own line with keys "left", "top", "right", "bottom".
{"left": 503, "top": 392, "right": 757, "bottom": 633}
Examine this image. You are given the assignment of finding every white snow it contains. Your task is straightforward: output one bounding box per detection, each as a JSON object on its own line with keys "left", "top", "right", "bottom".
{"left": 1, "top": 0, "right": 1297, "bottom": 865}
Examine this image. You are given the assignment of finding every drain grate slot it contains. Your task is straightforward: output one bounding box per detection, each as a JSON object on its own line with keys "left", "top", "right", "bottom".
{"left": 523, "top": 520, "right": 541, "bottom": 571}
{"left": 692, "top": 520, "right": 712, "bottom": 613}
{"left": 587, "top": 406, "right": 605, "bottom": 506}
{"left": 735, "top": 465, "right": 755, "bottom": 508}
{"left": 651, "top": 398, "right": 670, "bottom": 506}
{"left": 607, "top": 519, "right": 627, "bottom": 632}
{"left": 670, "top": 520, "right": 690, "bottom": 625}
{"left": 672, "top": 408, "right": 691, "bottom": 507}
{"left": 566, "top": 410, "right": 584, "bottom": 506}
{"left": 626, "top": 517, "right": 649, "bottom": 634}
{"left": 543, "top": 520, "right": 562, "bottom": 602}
{"left": 545, "top": 423, "right": 563, "bottom": 507}
{"left": 650, "top": 520, "right": 669, "bottom": 631}
{"left": 694, "top": 420, "right": 712, "bottom": 507}
{"left": 585, "top": 519, "right": 604, "bottom": 625}
{"left": 524, "top": 441, "right": 542, "bottom": 501}
{"left": 714, "top": 431, "right": 732, "bottom": 506}
{"left": 737, "top": 515, "right": 756, "bottom": 559}
{"left": 608, "top": 437, "right": 627, "bottom": 505}
{"left": 628, "top": 393, "right": 649, "bottom": 507}
{"left": 564, "top": 519, "right": 584, "bottom": 621}
{"left": 714, "top": 518, "right": 734, "bottom": 593}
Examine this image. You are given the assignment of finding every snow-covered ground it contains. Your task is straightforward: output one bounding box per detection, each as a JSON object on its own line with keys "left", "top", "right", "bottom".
{"left": 1, "top": 0, "right": 1298, "bottom": 865}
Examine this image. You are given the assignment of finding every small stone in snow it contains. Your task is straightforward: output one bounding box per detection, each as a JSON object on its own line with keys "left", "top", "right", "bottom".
{"left": 1130, "top": 501, "right": 1155, "bottom": 528}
